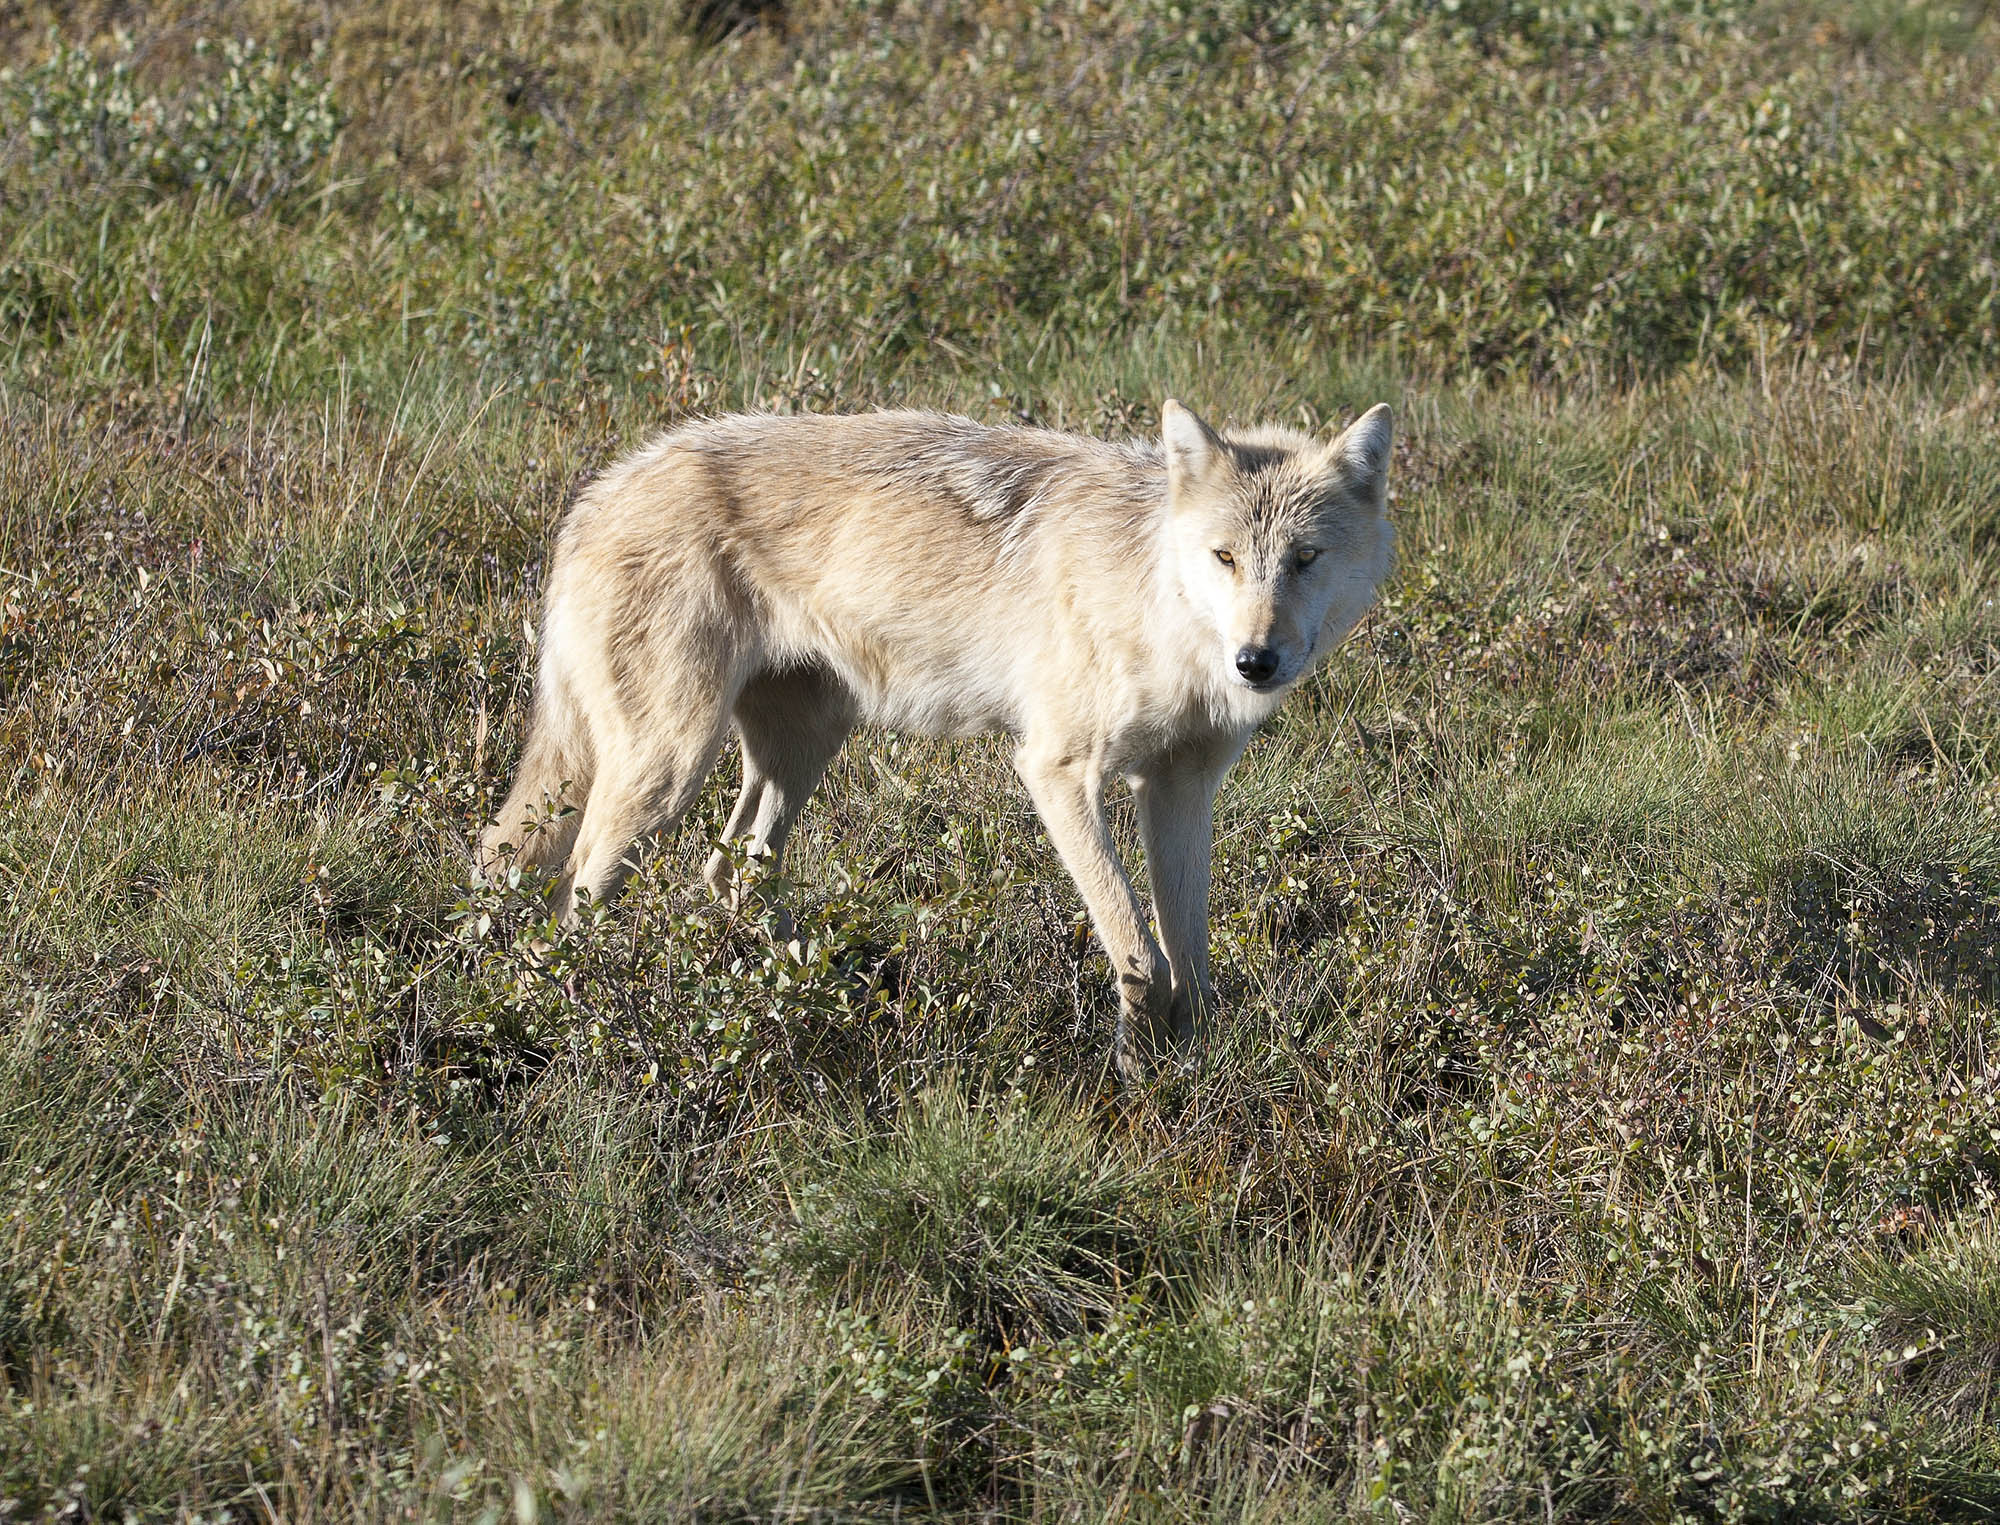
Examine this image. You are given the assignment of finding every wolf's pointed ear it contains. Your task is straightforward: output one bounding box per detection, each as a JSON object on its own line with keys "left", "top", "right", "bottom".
{"left": 1325, "top": 403, "right": 1393, "bottom": 503}
{"left": 1162, "top": 399, "right": 1225, "bottom": 488}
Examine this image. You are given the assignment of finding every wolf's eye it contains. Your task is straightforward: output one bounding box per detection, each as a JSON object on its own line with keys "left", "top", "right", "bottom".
{"left": 1213, "top": 549, "right": 1236, "bottom": 569}
{"left": 1294, "top": 548, "right": 1319, "bottom": 570}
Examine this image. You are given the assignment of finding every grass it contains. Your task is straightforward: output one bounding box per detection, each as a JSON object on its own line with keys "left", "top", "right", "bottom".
{"left": 3, "top": 0, "right": 2000, "bottom": 1518}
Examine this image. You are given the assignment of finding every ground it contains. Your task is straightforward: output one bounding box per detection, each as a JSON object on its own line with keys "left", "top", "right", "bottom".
{"left": 2, "top": 1, "right": 1999, "bottom": 1519}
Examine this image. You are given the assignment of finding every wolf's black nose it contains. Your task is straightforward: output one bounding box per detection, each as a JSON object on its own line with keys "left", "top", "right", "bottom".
{"left": 1235, "top": 646, "right": 1280, "bottom": 684}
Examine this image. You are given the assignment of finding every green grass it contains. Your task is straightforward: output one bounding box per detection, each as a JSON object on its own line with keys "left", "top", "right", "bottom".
{"left": 4, "top": 1, "right": 2000, "bottom": 1518}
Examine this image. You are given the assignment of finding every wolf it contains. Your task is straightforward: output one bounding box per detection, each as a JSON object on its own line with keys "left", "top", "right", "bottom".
{"left": 478, "top": 399, "right": 1395, "bottom": 1078}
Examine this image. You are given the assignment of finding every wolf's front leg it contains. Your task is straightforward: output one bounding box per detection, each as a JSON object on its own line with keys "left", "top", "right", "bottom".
{"left": 1133, "top": 739, "right": 1242, "bottom": 1059}
{"left": 1014, "top": 741, "right": 1173, "bottom": 1081}
{"left": 1130, "top": 755, "right": 1231, "bottom": 1056}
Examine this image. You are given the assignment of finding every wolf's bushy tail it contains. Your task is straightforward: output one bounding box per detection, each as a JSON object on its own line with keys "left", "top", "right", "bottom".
{"left": 476, "top": 655, "right": 593, "bottom": 883}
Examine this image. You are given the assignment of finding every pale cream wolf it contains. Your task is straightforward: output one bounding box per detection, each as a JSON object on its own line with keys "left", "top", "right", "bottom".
{"left": 479, "top": 400, "right": 1395, "bottom": 1077}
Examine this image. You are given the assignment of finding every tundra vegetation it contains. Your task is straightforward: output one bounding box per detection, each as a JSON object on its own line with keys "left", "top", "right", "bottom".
{"left": 3, "top": 0, "right": 2000, "bottom": 1518}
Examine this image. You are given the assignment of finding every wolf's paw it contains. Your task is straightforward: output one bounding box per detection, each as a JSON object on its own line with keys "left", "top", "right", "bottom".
{"left": 700, "top": 847, "right": 739, "bottom": 900}
{"left": 752, "top": 899, "right": 796, "bottom": 946}
{"left": 703, "top": 844, "right": 791, "bottom": 939}
{"left": 1113, "top": 976, "right": 1192, "bottom": 1083}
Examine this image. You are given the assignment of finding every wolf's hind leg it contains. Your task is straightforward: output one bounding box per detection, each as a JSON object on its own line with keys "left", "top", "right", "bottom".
{"left": 557, "top": 698, "right": 736, "bottom": 923}
{"left": 703, "top": 663, "right": 856, "bottom": 908}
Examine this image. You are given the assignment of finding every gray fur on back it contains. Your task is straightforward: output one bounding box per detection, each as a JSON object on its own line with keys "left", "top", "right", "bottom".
{"left": 673, "top": 410, "right": 1166, "bottom": 526}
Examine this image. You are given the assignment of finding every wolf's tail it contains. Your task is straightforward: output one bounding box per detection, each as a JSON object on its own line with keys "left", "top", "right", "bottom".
{"left": 476, "top": 647, "right": 593, "bottom": 884}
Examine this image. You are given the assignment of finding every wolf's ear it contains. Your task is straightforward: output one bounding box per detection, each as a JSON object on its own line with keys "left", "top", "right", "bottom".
{"left": 1162, "top": 399, "right": 1226, "bottom": 488}
{"left": 1325, "top": 403, "right": 1393, "bottom": 502}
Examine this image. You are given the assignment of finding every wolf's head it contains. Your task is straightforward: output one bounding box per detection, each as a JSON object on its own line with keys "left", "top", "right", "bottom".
{"left": 1161, "top": 399, "right": 1395, "bottom": 696}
